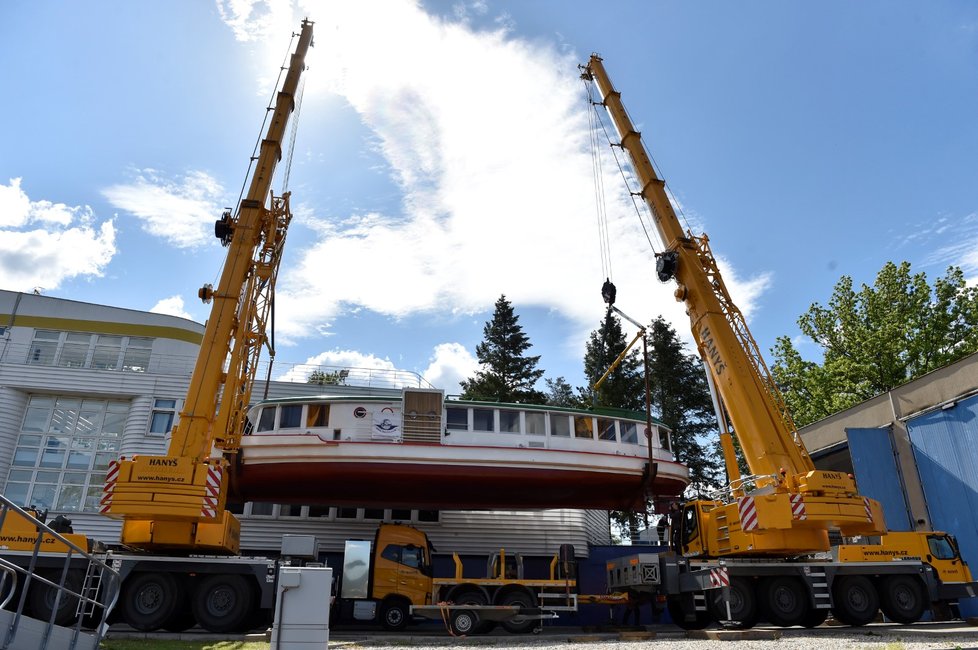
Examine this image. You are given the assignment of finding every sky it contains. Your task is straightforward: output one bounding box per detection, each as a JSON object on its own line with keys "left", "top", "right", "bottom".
{"left": 1, "top": 1, "right": 977, "bottom": 395}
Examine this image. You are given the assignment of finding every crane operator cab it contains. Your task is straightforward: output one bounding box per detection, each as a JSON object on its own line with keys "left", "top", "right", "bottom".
{"left": 669, "top": 501, "right": 704, "bottom": 556}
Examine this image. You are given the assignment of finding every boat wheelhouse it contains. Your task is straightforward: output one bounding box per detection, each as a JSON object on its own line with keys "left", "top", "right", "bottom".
{"left": 229, "top": 388, "right": 689, "bottom": 511}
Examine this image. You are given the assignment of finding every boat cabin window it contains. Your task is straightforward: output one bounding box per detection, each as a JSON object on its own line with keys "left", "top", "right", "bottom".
{"left": 574, "top": 416, "right": 594, "bottom": 439}
{"left": 659, "top": 429, "right": 671, "bottom": 451}
{"left": 550, "top": 414, "right": 571, "bottom": 437}
{"left": 620, "top": 422, "right": 638, "bottom": 444}
{"left": 525, "top": 412, "right": 545, "bottom": 435}
{"left": 446, "top": 407, "right": 467, "bottom": 431}
{"left": 307, "top": 404, "right": 329, "bottom": 428}
{"left": 499, "top": 410, "right": 520, "bottom": 433}
{"left": 257, "top": 408, "right": 276, "bottom": 432}
{"left": 597, "top": 418, "right": 616, "bottom": 441}
{"left": 280, "top": 404, "right": 302, "bottom": 429}
{"left": 472, "top": 408, "right": 494, "bottom": 432}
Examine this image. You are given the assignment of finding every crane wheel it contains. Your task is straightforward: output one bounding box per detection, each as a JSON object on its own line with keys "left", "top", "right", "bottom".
{"left": 119, "top": 572, "right": 182, "bottom": 632}
{"left": 28, "top": 569, "right": 82, "bottom": 627}
{"left": 760, "top": 576, "right": 807, "bottom": 627}
{"left": 879, "top": 575, "right": 925, "bottom": 624}
{"left": 666, "top": 595, "right": 710, "bottom": 630}
{"left": 192, "top": 574, "right": 255, "bottom": 633}
{"left": 831, "top": 575, "right": 879, "bottom": 626}
{"left": 709, "top": 577, "right": 758, "bottom": 629}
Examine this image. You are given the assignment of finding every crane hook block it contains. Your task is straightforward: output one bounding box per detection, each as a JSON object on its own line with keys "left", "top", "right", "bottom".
{"left": 656, "top": 251, "right": 679, "bottom": 283}
{"left": 215, "top": 209, "right": 234, "bottom": 247}
{"left": 601, "top": 278, "right": 617, "bottom": 306}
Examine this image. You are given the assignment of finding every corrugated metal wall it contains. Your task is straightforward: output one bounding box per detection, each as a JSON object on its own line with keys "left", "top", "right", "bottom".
{"left": 907, "top": 393, "right": 978, "bottom": 617}
{"left": 845, "top": 426, "right": 912, "bottom": 531}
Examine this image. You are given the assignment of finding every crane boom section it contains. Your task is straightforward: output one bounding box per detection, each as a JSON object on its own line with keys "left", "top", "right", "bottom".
{"left": 101, "top": 20, "right": 313, "bottom": 553}
{"left": 171, "top": 21, "right": 313, "bottom": 461}
{"left": 583, "top": 55, "right": 812, "bottom": 479}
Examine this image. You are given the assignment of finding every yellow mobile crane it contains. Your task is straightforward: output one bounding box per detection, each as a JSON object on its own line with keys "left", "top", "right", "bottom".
{"left": 100, "top": 21, "right": 314, "bottom": 555}
{"left": 584, "top": 55, "right": 975, "bottom": 629}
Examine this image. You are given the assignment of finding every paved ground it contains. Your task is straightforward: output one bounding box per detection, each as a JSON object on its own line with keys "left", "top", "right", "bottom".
{"left": 108, "top": 621, "right": 978, "bottom": 648}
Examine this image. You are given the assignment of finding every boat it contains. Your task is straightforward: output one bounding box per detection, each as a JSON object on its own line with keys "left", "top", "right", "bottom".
{"left": 228, "top": 388, "right": 689, "bottom": 511}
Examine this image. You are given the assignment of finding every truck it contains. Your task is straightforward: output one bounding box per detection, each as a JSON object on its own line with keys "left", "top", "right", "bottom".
{"left": 580, "top": 53, "right": 977, "bottom": 629}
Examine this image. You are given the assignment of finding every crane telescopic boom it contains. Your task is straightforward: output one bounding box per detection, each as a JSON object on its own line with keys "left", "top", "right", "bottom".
{"left": 100, "top": 20, "right": 314, "bottom": 554}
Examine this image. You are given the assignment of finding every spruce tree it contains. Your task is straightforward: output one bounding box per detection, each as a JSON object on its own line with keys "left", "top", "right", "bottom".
{"left": 460, "top": 295, "right": 545, "bottom": 403}
{"left": 582, "top": 311, "right": 644, "bottom": 410}
{"left": 544, "top": 377, "right": 579, "bottom": 407}
{"left": 646, "top": 317, "right": 722, "bottom": 489}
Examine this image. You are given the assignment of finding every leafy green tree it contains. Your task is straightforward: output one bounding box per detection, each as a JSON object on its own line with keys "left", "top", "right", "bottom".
{"left": 308, "top": 369, "right": 346, "bottom": 385}
{"left": 581, "top": 311, "right": 644, "bottom": 410}
{"left": 544, "top": 376, "right": 579, "bottom": 407}
{"left": 646, "top": 317, "right": 722, "bottom": 489}
{"left": 460, "top": 295, "right": 546, "bottom": 403}
{"left": 773, "top": 262, "right": 978, "bottom": 426}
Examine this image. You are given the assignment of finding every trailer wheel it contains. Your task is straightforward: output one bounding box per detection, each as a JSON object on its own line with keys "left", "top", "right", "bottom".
{"left": 709, "top": 577, "right": 758, "bottom": 629}
{"left": 119, "top": 572, "right": 182, "bottom": 631}
{"left": 28, "top": 569, "right": 82, "bottom": 627}
{"left": 666, "top": 595, "right": 710, "bottom": 630}
{"left": 379, "top": 598, "right": 410, "bottom": 631}
{"left": 831, "top": 575, "right": 878, "bottom": 626}
{"left": 879, "top": 575, "right": 925, "bottom": 624}
{"left": 451, "top": 590, "right": 495, "bottom": 634}
{"left": 192, "top": 574, "right": 255, "bottom": 633}
{"left": 761, "top": 576, "right": 807, "bottom": 627}
{"left": 499, "top": 589, "right": 537, "bottom": 634}
{"left": 449, "top": 608, "right": 480, "bottom": 636}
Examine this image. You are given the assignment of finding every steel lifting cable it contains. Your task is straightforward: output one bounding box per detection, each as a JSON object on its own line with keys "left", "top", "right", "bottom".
{"left": 584, "top": 79, "right": 614, "bottom": 282}
{"left": 281, "top": 77, "right": 306, "bottom": 192}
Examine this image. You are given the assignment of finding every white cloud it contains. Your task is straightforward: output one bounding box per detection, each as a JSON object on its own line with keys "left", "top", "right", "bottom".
{"left": 150, "top": 295, "right": 194, "bottom": 320}
{"left": 216, "top": 0, "right": 295, "bottom": 43}
{"left": 221, "top": 1, "right": 773, "bottom": 352}
{"left": 420, "top": 342, "right": 478, "bottom": 394}
{"left": 102, "top": 169, "right": 225, "bottom": 249}
{"left": 0, "top": 178, "right": 116, "bottom": 291}
{"left": 275, "top": 348, "right": 424, "bottom": 388}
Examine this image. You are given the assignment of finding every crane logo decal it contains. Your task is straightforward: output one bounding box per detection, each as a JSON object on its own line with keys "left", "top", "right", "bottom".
{"left": 699, "top": 326, "right": 727, "bottom": 376}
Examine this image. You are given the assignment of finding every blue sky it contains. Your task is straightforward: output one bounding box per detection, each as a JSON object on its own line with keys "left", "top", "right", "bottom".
{"left": 2, "top": 1, "right": 976, "bottom": 395}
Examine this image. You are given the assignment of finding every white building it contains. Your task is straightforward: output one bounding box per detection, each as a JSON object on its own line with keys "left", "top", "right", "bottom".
{"left": 0, "top": 290, "right": 610, "bottom": 558}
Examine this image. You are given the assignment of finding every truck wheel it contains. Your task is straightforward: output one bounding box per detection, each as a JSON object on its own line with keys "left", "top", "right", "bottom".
{"left": 192, "top": 574, "right": 255, "bottom": 633}
{"left": 449, "top": 608, "right": 480, "bottom": 636}
{"left": 761, "top": 576, "right": 807, "bottom": 627}
{"left": 379, "top": 598, "right": 410, "bottom": 631}
{"left": 709, "top": 577, "right": 758, "bottom": 629}
{"left": 120, "top": 572, "right": 182, "bottom": 631}
{"left": 831, "top": 575, "right": 879, "bottom": 626}
{"left": 28, "top": 569, "right": 81, "bottom": 627}
{"left": 499, "top": 590, "right": 537, "bottom": 634}
{"left": 879, "top": 575, "right": 925, "bottom": 624}
{"left": 666, "top": 595, "right": 710, "bottom": 630}
{"left": 162, "top": 605, "right": 197, "bottom": 632}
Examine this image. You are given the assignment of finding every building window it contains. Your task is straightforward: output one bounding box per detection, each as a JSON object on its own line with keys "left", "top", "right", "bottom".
{"left": 445, "top": 407, "right": 467, "bottom": 431}
{"left": 574, "top": 416, "right": 594, "bottom": 439}
{"left": 550, "top": 414, "right": 571, "bottom": 437}
{"left": 525, "top": 412, "right": 545, "bottom": 435}
{"left": 4, "top": 396, "right": 128, "bottom": 512}
{"left": 26, "top": 330, "right": 155, "bottom": 373}
{"left": 597, "top": 418, "right": 616, "bottom": 441}
{"left": 472, "top": 408, "right": 494, "bottom": 432}
{"left": 148, "top": 399, "right": 178, "bottom": 436}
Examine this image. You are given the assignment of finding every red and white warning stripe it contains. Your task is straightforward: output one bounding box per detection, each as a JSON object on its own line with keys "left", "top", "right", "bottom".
{"left": 100, "top": 459, "right": 120, "bottom": 514}
{"left": 709, "top": 567, "right": 730, "bottom": 588}
{"left": 738, "top": 497, "right": 758, "bottom": 531}
{"left": 790, "top": 494, "right": 807, "bottom": 520}
{"left": 201, "top": 465, "right": 222, "bottom": 518}
{"left": 863, "top": 497, "right": 873, "bottom": 521}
